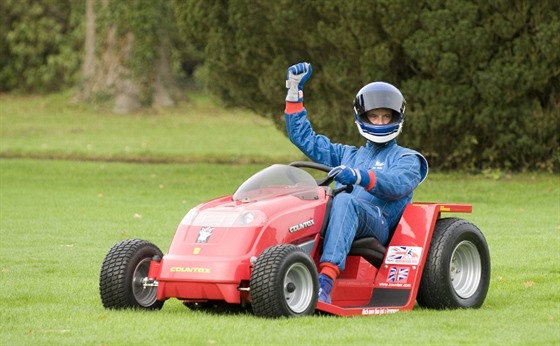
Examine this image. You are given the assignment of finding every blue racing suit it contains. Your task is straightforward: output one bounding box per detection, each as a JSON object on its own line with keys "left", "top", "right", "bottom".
{"left": 285, "top": 108, "right": 428, "bottom": 272}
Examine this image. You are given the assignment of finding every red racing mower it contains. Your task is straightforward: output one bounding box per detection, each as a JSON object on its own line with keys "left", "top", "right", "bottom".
{"left": 99, "top": 162, "right": 490, "bottom": 317}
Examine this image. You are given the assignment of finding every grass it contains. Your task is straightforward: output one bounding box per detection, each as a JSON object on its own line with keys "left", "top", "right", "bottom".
{"left": 0, "top": 91, "right": 300, "bottom": 164}
{"left": 1, "top": 93, "right": 559, "bottom": 345}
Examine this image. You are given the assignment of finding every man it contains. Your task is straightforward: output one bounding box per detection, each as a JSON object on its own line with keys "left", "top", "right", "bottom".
{"left": 284, "top": 62, "right": 428, "bottom": 303}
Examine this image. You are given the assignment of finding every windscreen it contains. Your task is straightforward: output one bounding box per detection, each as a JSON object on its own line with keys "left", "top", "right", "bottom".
{"left": 232, "top": 164, "right": 319, "bottom": 202}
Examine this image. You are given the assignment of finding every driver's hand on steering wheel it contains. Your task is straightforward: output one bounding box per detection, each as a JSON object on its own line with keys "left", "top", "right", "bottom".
{"left": 328, "top": 165, "right": 376, "bottom": 191}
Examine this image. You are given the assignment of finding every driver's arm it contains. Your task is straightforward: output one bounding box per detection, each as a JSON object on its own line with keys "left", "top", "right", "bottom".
{"left": 285, "top": 107, "right": 350, "bottom": 167}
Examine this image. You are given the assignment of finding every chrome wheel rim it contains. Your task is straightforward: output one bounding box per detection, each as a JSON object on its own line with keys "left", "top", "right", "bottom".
{"left": 283, "top": 263, "right": 314, "bottom": 313}
{"left": 132, "top": 258, "right": 157, "bottom": 307}
{"left": 450, "top": 240, "right": 482, "bottom": 299}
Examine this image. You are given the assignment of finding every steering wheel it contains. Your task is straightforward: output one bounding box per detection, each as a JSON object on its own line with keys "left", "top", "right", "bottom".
{"left": 288, "top": 161, "right": 353, "bottom": 194}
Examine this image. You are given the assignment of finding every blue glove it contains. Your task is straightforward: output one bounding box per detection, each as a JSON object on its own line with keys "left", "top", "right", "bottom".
{"left": 328, "top": 166, "right": 376, "bottom": 190}
{"left": 286, "top": 62, "right": 312, "bottom": 102}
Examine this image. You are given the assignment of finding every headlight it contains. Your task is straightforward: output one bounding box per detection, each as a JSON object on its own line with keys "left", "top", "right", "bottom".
{"left": 241, "top": 212, "right": 255, "bottom": 224}
{"left": 235, "top": 210, "right": 266, "bottom": 226}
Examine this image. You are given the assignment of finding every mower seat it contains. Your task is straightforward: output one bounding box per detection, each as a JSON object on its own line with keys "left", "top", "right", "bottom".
{"left": 349, "top": 237, "right": 386, "bottom": 268}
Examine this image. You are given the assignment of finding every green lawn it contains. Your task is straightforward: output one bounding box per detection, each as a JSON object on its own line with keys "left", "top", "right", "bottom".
{"left": 0, "top": 91, "right": 300, "bottom": 164}
{"left": 1, "top": 93, "right": 559, "bottom": 345}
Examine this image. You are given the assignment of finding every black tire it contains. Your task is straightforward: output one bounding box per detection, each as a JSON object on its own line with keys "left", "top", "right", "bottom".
{"left": 417, "top": 218, "right": 491, "bottom": 309}
{"left": 99, "top": 239, "right": 164, "bottom": 310}
{"left": 250, "top": 245, "right": 318, "bottom": 318}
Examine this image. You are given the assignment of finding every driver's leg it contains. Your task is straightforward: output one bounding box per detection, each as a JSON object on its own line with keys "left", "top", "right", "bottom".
{"left": 318, "top": 193, "right": 389, "bottom": 303}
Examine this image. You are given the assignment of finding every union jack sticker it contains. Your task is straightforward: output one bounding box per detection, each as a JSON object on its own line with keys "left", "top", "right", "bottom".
{"left": 385, "top": 246, "right": 422, "bottom": 265}
{"left": 387, "top": 266, "right": 410, "bottom": 283}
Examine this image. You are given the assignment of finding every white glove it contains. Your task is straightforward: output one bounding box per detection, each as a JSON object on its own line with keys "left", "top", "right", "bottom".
{"left": 285, "top": 62, "right": 312, "bottom": 102}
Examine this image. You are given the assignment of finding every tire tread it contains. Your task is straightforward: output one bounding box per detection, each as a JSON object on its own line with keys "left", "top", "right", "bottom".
{"left": 99, "top": 239, "right": 163, "bottom": 310}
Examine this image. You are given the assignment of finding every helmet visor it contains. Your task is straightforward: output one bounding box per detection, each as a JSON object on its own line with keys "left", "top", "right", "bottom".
{"left": 354, "top": 89, "right": 405, "bottom": 116}
{"left": 359, "top": 111, "right": 401, "bottom": 125}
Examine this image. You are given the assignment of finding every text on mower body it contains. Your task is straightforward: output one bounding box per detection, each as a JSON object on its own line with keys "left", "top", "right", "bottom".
{"left": 289, "top": 220, "right": 315, "bottom": 233}
{"left": 362, "top": 308, "right": 399, "bottom": 315}
{"left": 170, "top": 267, "right": 211, "bottom": 273}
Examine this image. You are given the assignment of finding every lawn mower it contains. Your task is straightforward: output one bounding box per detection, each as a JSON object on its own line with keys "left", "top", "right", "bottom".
{"left": 99, "top": 161, "right": 491, "bottom": 317}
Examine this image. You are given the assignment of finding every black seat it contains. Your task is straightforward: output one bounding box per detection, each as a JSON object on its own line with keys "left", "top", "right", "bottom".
{"left": 349, "top": 237, "right": 386, "bottom": 268}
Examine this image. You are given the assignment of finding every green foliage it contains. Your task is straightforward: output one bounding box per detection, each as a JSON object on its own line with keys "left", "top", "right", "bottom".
{"left": 0, "top": 0, "right": 83, "bottom": 93}
{"left": 2, "top": 0, "right": 558, "bottom": 170}
{"left": 401, "top": 0, "right": 560, "bottom": 171}
{"left": 174, "top": 0, "right": 560, "bottom": 172}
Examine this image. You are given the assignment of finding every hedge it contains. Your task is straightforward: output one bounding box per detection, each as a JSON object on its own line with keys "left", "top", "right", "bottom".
{"left": 174, "top": 0, "right": 559, "bottom": 172}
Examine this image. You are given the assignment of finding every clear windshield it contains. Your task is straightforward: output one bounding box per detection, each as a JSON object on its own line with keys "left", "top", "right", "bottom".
{"left": 233, "top": 164, "right": 319, "bottom": 202}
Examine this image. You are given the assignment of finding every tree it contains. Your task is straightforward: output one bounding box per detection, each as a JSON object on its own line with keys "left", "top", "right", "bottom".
{"left": 0, "top": 0, "right": 82, "bottom": 93}
{"left": 75, "top": 0, "right": 177, "bottom": 113}
{"left": 174, "top": 0, "right": 559, "bottom": 172}
{"left": 398, "top": 0, "right": 560, "bottom": 171}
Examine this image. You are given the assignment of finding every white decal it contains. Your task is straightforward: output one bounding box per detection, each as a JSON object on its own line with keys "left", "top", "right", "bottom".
{"left": 196, "top": 226, "right": 214, "bottom": 243}
{"left": 385, "top": 246, "right": 422, "bottom": 265}
{"left": 361, "top": 308, "right": 399, "bottom": 315}
{"left": 289, "top": 220, "right": 314, "bottom": 233}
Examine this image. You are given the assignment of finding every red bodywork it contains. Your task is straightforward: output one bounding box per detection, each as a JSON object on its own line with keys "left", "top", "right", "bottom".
{"left": 147, "top": 182, "right": 472, "bottom": 316}
{"left": 318, "top": 202, "right": 471, "bottom": 316}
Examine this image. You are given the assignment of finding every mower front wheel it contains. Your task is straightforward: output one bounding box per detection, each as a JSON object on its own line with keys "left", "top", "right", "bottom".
{"left": 99, "top": 239, "right": 164, "bottom": 310}
{"left": 251, "top": 244, "right": 318, "bottom": 318}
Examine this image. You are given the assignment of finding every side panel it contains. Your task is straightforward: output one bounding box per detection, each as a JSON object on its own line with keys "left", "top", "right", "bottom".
{"left": 369, "top": 203, "right": 440, "bottom": 310}
{"left": 320, "top": 204, "right": 440, "bottom": 313}
{"left": 316, "top": 203, "right": 472, "bottom": 316}
{"left": 330, "top": 256, "right": 378, "bottom": 307}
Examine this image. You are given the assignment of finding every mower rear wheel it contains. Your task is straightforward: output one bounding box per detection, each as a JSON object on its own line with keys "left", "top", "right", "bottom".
{"left": 417, "top": 218, "right": 490, "bottom": 309}
{"left": 251, "top": 245, "right": 318, "bottom": 318}
{"left": 99, "top": 239, "right": 164, "bottom": 310}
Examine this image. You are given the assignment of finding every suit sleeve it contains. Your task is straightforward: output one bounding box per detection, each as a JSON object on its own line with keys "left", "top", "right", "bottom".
{"left": 284, "top": 109, "right": 348, "bottom": 167}
{"left": 371, "top": 153, "right": 426, "bottom": 200}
